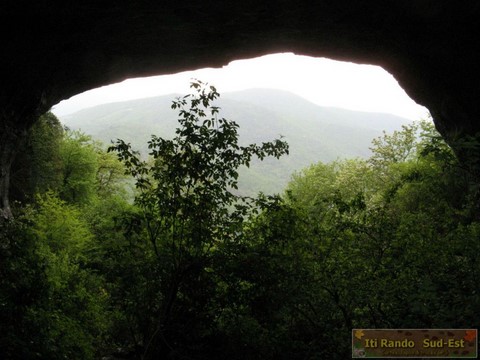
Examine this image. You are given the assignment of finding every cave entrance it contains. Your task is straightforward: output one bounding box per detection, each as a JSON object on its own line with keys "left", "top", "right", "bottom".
{"left": 51, "top": 53, "right": 429, "bottom": 198}
{"left": 53, "top": 53, "right": 427, "bottom": 120}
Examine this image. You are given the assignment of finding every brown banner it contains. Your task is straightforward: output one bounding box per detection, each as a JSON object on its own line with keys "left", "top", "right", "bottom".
{"left": 352, "top": 329, "right": 477, "bottom": 358}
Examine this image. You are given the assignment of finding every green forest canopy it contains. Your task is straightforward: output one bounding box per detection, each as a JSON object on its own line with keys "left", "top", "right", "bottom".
{"left": 1, "top": 82, "right": 479, "bottom": 359}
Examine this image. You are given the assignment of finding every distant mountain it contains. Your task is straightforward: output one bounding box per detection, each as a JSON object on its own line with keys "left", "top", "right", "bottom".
{"left": 57, "top": 89, "right": 411, "bottom": 196}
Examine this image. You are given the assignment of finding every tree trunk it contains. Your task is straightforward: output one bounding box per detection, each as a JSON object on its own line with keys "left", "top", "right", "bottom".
{"left": 0, "top": 114, "right": 28, "bottom": 221}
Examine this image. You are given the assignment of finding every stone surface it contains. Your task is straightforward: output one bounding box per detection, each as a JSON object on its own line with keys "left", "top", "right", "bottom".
{"left": 1, "top": 1, "right": 480, "bottom": 217}
{"left": 2, "top": 1, "right": 480, "bottom": 139}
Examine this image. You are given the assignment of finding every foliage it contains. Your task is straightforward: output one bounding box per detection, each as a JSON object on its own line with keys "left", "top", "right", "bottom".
{"left": 0, "top": 213, "right": 49, "bottom": 359}
{"left": 61, "top": 89, "right": 410, "bottom": 197}
{"left": 284, "top": 119, "right": 480, "bottom": 356}
{"left": 59, "top": 130, "right": 99, "bottom": 205}
{"left": 0, "top": 195, "right": 111, "bottom": 359}
{"left": 108, "top": 80, "right": 289, "bottom": 358}
{"left": 10, "top": 112, "right": 64, "bottom": 203}
{"left": 3, "top": 88, "right": 480, "bottom": 359}
{"left": 2, "top": 114, "right": 130, "bottom": 359}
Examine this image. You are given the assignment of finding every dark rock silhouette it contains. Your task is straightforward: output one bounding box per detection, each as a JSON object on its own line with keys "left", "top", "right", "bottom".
{"left": 1, "top": 1, "right": 480, "bottom": 218}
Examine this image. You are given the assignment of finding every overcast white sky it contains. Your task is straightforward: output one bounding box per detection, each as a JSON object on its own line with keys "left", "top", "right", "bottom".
{"left": 52, "top": 53, "right": 429, "bottom": 121}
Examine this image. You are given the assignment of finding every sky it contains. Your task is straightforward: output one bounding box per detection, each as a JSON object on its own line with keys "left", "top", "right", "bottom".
{"left": 52, "top": 53, "right": 429, "bottom": 121}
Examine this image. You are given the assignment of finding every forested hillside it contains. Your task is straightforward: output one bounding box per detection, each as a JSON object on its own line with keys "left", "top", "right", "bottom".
{"left": 58, "top": 88, "right": 410, "bottom": 196}
{"left": 1, "top": 82, "right": 479, "bottom": 359}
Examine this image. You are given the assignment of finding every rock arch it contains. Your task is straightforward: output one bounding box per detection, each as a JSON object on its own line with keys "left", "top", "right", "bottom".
{"left": 1, "top": 0, "right": 480, "bottom": 218}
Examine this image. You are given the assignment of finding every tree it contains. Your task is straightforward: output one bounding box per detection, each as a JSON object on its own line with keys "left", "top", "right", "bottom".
{"left": 108, "top": 80, "right": 289, "bottom": 358}
{"left": 9, "top": 112, "right": 64, "bottom": 205}
{"left": 0, "top": 193, "right": 111, "bottom": 360}
{"left": 59, "top": 130, "right": 98, "bottom": 205}
{"left": 283, "top": 119, "right": 480, "bottom": 353}
{"left": 27, "top": 192, "right": 110, "bottom": 359}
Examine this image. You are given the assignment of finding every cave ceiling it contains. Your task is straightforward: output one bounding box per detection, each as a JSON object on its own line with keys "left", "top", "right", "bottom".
{"left": 1, "top": 0, "right": 480, "bottom": 147}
